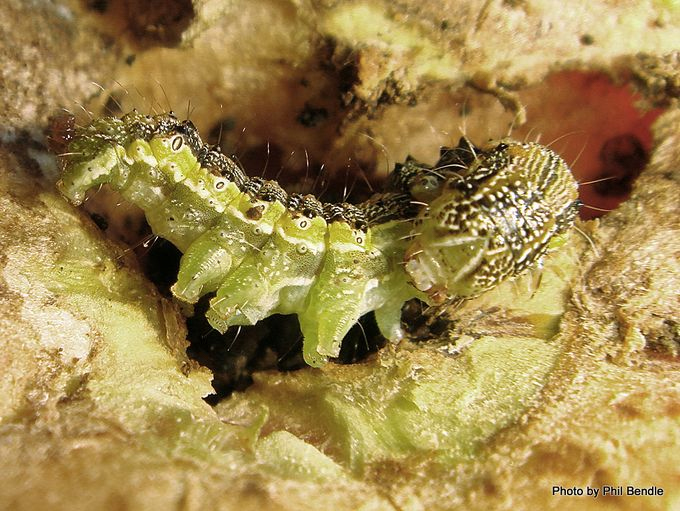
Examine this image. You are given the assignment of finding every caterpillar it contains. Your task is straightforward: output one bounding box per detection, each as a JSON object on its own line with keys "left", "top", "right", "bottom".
{"left": 53, "top": 111, "right": 580, "bottom": 366}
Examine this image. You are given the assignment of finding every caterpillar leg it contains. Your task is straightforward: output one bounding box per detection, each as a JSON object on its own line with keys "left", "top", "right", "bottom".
{"left": 372, "top": 279, "right": 416, "bottom": 341}
{"left": 297, "top": 222, "right": 390, "bottom": 367}
{"left": 204, "top": 213, "right": 327, "bottom": 327}
{"left": 366, "top": 220, "right": 421, "bottom": 341}
{"left": 174, "top": 194, "right": 287, "bottom": 303}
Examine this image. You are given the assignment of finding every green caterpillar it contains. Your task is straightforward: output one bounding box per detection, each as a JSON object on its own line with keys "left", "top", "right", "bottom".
{"left": 54, "top": 112, "right": 580, "bottom": 366}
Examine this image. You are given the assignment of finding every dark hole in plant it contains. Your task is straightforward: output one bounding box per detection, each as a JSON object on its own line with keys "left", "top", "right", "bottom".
{"left": 85, "top": 0, "right": 109, "bottom": 13}
{"left": 297, "top": 103, "right": 329, "bottom": 128}
{"left": 593, "top": 134, "right": 648, "bottom": 197}
{"left": 185, "top": 306, "right": 384, "bottom": 402}
{"left": 84, "top": 0, "right": 195, "bottom": 47}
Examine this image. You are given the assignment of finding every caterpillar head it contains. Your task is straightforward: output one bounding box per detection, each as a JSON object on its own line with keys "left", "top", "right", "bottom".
{"left": 404, "top": 140, "right": 580, "bottom": 302}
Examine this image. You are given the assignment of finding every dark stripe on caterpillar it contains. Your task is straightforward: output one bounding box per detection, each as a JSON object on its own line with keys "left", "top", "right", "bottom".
{"left": 54, "top": 111, "right": 580, "bottom": 366}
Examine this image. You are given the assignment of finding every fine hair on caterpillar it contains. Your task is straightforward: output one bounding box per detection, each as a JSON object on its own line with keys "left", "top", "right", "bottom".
{"left": 53, "top": 110, "right": 580, "bottom": 367}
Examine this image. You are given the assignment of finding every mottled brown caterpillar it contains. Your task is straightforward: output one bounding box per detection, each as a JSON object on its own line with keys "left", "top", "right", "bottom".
{"left": 54, "top": 112, "right": 580, "bottom": 366}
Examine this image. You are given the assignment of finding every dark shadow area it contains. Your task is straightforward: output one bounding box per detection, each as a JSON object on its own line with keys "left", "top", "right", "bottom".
{"left": 83, "top": 0, "right": 195, "bottom": 48}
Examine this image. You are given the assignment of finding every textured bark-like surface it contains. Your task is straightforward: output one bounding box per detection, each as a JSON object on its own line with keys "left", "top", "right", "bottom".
{"left": 0, "top": 0, "right": 678, "bottom": 510}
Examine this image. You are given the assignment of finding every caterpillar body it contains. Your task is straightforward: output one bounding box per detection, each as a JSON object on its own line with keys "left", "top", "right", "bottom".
{"left": 54, "top": 112, "right": 580, "bottom": 366}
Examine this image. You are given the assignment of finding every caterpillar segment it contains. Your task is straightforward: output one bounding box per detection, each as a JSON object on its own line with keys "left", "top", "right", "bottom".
{"left": 55, "top": 112, "right": 579, "bottom": 367}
